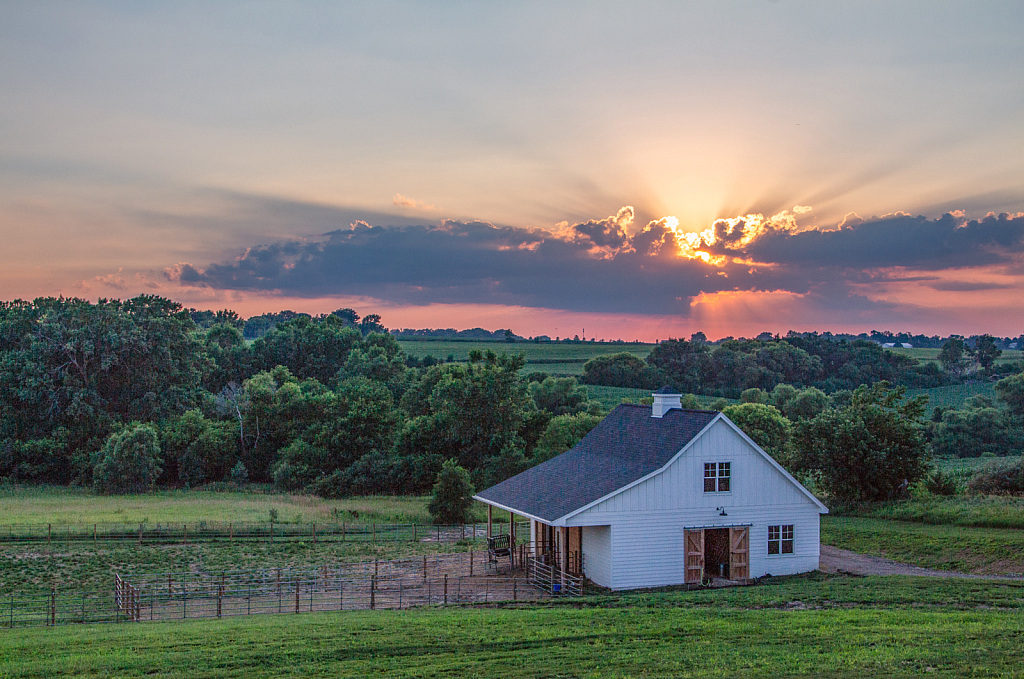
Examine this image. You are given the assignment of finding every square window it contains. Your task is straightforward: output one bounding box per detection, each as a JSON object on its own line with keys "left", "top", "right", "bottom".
{"left": 768, "top": 524, "right": 794, "bottom": 556}
{"left": 704, "top": 462, "right": 731, "bottom": 492}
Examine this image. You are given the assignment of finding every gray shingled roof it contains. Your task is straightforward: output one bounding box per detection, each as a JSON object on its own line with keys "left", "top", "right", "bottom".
{"left": 475, "top": 404, "right": 718, "bottom": 523}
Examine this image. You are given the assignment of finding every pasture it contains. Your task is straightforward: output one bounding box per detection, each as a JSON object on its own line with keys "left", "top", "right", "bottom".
{"left": 0, "top": 487, "right": 512, "bottom": 526}
{"left": 888, "top": 346, "right": 1023, "bottom": 366}
{"left": 904, "top": 382, "right": 997, "bottom": 409}
{"left": 820, "top": 516, "right": 1024, "bottom": 575}
{"left": 2, "top": 574, "right": 1023, "bottom": 678}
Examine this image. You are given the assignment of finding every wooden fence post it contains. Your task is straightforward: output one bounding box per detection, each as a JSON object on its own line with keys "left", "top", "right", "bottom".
{"left": 370, "top": 576, "right": 376, "bottom": 610}
{"left": 469, "top": 550, "right": 473, "bottom": 577}
{"left": 312, "top": 523, "right": 317, "bottom": 543}
{"left": 50, "top": 588, "right": 56, "bottom": 626}
{"left": 423, "top": 555, "right": 427, "bottom": 581}
{"left": 443, "top": 574, "right": 448, "bottom": 605}
{"left": 138, "top": 523, "right": 143, "bottom": 545}
{"left": 294, "top": 579, "right": 300, "bottom": 613}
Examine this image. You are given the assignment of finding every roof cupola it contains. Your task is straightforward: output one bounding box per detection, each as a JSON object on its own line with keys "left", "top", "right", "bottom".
{"left": 652, "top": 386, "right": 682, "bottom": 418}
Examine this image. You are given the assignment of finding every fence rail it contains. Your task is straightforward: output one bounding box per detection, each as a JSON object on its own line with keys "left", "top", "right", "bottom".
{"left": 1, "top": 549, "right": 579, "bottom": 629}
{"left": 0, "top": 521, "right": 529, "bottom": 545}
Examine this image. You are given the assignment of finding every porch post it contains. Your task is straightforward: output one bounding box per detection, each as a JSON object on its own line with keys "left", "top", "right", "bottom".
{"left": 487, "top": 504, "right": 492, "bottom": 538}
{"left": 509, "top": 512, "right": 516, "bottom": 567}
{"left": 560, "top": 526, "right": 568, "bottom": 589}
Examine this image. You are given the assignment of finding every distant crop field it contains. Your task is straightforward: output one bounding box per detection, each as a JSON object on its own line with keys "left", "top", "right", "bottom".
{"left": 887, "top": 347, "right": 1023, "bottom": 365}
{"left": 397, "top": 339, "right": 652, "bottom": 365}
{"left": 904, "top": 382, "right": 997, "bottom": 409}
{"left": 3, "top": 575, "right": 1024, "bottom": 678}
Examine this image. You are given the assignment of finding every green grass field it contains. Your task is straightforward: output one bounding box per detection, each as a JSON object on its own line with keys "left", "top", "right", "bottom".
{"left": 820, "top": 516, "right": 1024, "bottom": 575}
{"left": 904, "top": 382, "right": 998, "bottom": 409}
{"left": 397, "top": 339, "right": 652, "bottom": 363}
{"left": 0, "top": 487, "right": 509, "bottom": 526}
{"left": 888, "top": 347, "right": 1023, "bottom": 365}
{"left": 1, "top": 575, "right": 1022, "bottom": 678}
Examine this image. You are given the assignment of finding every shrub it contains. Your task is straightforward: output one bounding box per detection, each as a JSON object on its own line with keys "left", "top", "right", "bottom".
{"left": 92, "top": 424, "right": 163, "bottom": 495}
{"left": 924, "top": 468, "right": 960, "bottom": 496}
{"left": 967, "top": 459, "right": 1024, "bottom": 495}
{"left": 428, "top": 459, "right": 475, "bottom": 524}
{"left": 230, "top": 461, "right": 248, "bottom": 485}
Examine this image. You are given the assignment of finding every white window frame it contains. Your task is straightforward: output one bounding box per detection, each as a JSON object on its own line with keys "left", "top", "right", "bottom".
{"left": 703, "top": 461, "right": 731, "bottom": 493}
{"left": 767, "top": 524, "right": 794, "bottom": 556}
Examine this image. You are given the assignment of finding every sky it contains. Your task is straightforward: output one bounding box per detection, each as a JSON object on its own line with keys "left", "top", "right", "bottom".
{"left": 1, "top": 1, "right": 1023, "bottom": 341}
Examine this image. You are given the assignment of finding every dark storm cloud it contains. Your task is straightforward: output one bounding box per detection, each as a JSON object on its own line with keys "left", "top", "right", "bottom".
{"left": 736, "top": 212, "right": 1024, "bottom": 270}
{"left": 172, "top": 208, "right": 1024, "bottom": 316}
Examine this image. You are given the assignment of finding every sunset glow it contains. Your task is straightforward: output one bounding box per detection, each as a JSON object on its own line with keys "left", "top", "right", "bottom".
{"left": 1, "top": 3, "right": 1022, "bottom": 339}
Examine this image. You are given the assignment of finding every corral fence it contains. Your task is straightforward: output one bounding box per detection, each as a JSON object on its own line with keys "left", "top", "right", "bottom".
{"left": 0, "top": 521, "right": 529, "bottom": 545}
{"left": 1, "top": 549, "right": 582, "bottom": 628}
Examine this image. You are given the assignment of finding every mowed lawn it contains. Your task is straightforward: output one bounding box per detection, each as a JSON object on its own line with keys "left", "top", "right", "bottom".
{"left": 2, "top": 575, "right": 1023, "bottom": 678}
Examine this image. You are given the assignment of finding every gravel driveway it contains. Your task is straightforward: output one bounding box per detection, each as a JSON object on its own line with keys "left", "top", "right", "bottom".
{"left": 819, "top": 545, "right": 1024, "bottom": 580}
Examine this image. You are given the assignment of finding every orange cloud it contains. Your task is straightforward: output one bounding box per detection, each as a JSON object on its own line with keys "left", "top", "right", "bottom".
{"left": 392, "top": 193, "right": 436, "bottom": 211}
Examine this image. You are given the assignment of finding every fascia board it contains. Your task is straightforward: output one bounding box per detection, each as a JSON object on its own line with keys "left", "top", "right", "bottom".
{"left": 472, "top": 496, "right": 550, "bottom": 525}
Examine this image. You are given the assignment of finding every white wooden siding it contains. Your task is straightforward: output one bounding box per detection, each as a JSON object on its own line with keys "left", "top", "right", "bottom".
{"left": 565, "top": 419, "right": 822, "bottom": 590}
{"left": 581, "top": 525, "right": 612, "bottom": 588}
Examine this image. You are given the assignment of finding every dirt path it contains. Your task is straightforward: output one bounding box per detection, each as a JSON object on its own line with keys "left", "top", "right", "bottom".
{"left": 819, "top": 545, "right": 1024, "bottom": 580}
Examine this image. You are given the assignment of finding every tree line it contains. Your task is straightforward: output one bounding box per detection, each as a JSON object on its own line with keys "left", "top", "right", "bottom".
{"left": 0, "top": 296, "right": 599, "bottom": 496}
{"left": 3, "top": 295, "right": 1021, "bottom": 504}
{"left": 581, "top": 332, "right": 1018, "bottom": 398}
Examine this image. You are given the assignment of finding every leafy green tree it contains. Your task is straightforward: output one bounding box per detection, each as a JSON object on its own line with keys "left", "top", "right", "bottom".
{"left": 722, "top": 403, "right": 792, "bottom": 465}
{"left": 529, "top": 377, "right": 598, "bottom": 416}
{"left": 582, "top": 352, "right": 663, "bottom": 389}
{"left": 995, "top": 372, "right": 1024, "bottom": 416}
{"left": 645, "top": 339, "right": 711, "bottom": 393}
{"left": 938, "top": 336, "right": 972, "bottom": 378}
{"left": 532, "top": 413, "right": 602, "bottom": 464}
{"left": 782, "top": 387, "right": 829, "bottom": 421}
{"left": 92, "top": 424, "right": 163, "bottom": 494}
{"left": 252, "top": 316, "right": 362, "bottom": 384}
{"left": 428, "top": 459, "right": 476, "bottom": 524}
{"left": 161, "top": 410, "right": 239, "bottom": 486}
{"left": 740, "top": 388, "right": 769, "bottom": 404}
{"left": 974, "top": 334, "right": 1002, "bottom": 371}
{"left": 793, "top": 382, "right": 929, "bottom": 502}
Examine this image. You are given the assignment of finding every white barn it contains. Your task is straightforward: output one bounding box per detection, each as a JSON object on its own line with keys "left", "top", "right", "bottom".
{"left": 475, "top": 388, "right": 828, "bottom": 590}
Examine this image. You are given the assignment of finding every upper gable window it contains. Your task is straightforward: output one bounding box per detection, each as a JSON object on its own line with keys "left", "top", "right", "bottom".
{"left": 703, "top": 462, "right": 731, "bottom": 492}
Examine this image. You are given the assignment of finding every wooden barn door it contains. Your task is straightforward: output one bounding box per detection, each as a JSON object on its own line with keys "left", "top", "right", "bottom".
{"left": 684, "top": 530, "right": 704, "bottom": 583}
{"left": 729, "top": 527, "right": 749, "bottom": 580}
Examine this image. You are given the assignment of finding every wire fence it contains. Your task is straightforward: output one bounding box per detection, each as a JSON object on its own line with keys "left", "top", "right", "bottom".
{"left": 1, "top": 549, "right": 582, "bottom": 628}
{"left": 0, "top": 521, "right": 530, "bottom": 545}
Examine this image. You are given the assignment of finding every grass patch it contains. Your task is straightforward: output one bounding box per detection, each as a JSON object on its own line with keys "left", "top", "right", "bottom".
{"left": 935, "top": 455, "right": 1024, "bottom": 473}
{"left": 821, "top": 516, "right": 1024, "bottom": 575}
{"left": 0, "top": 487, "right": 512, "bottom": 526}
{"left": 2, "top": 575, "right": 1023, "bottom": 678}
{"left": 847, "top": 495, "right": 1024, "bottom": 530}
{"left": 904, "top": 382, "right": 998, "bottom": 409}
{"left": 397, "top": 340, "right": 652, "bottom": 362}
